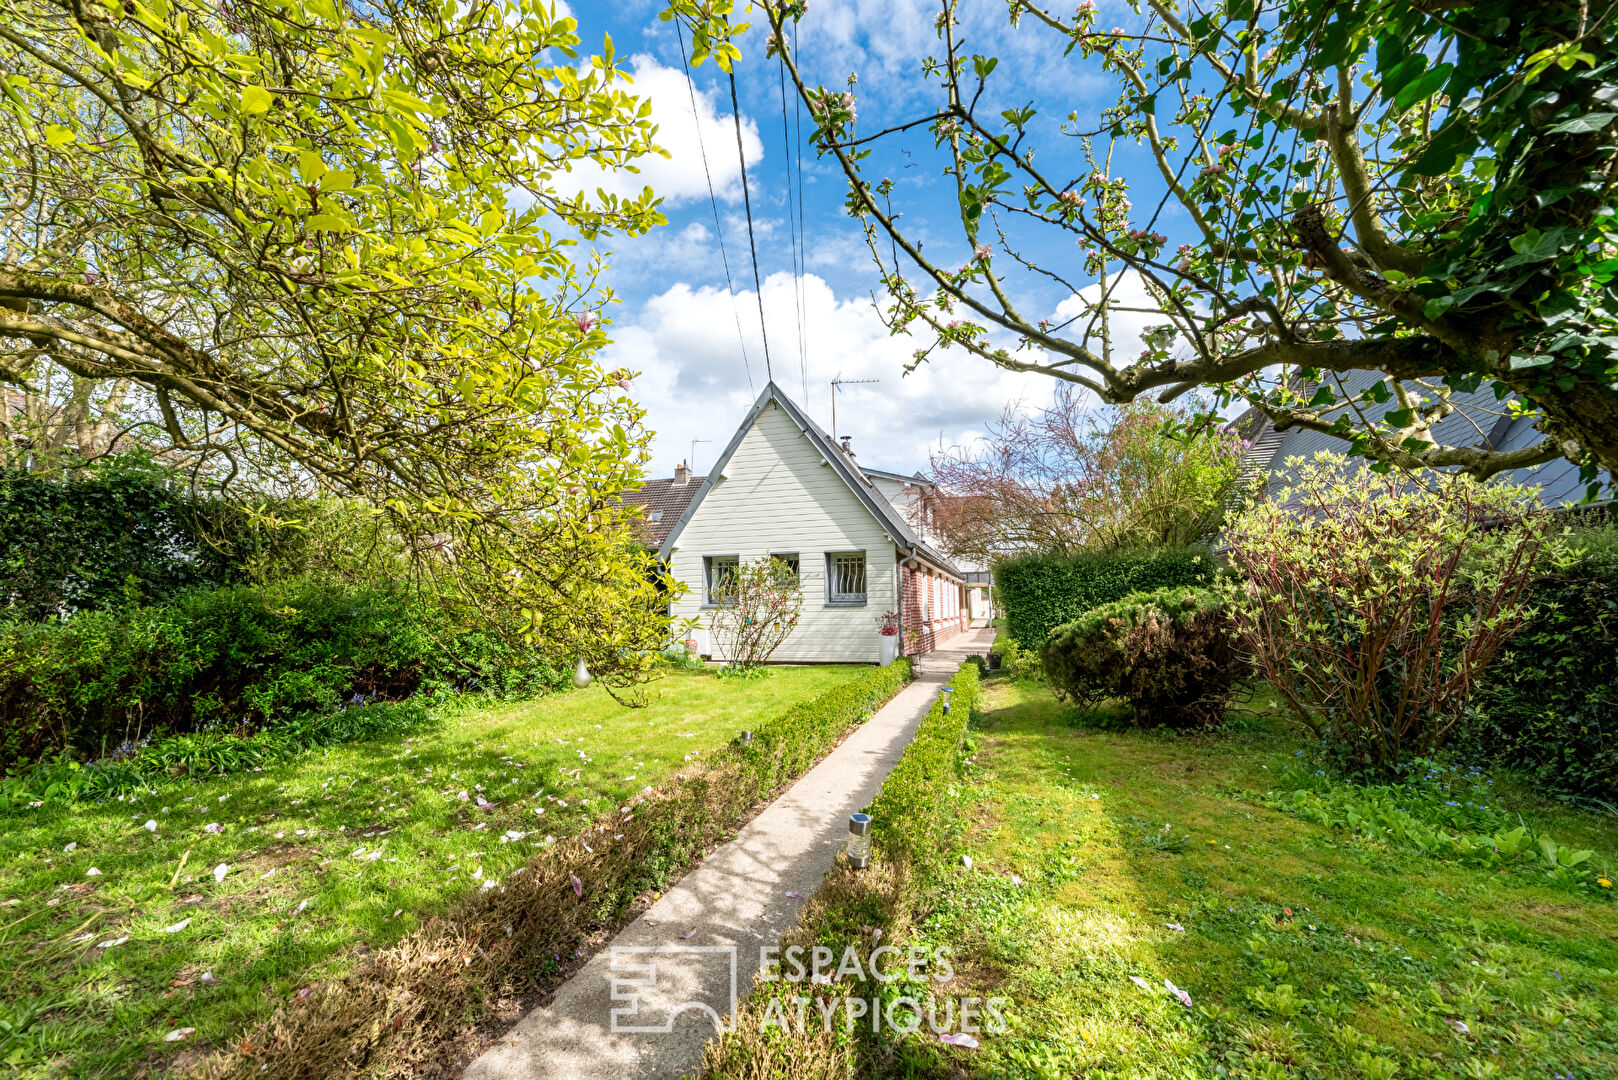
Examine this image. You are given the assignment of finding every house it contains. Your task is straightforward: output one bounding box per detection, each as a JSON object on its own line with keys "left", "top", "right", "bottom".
{"left": 619, "top": 462, "right": 705, "bottom": 548}
{"left": 860, "top": 463, "right": 995, "bottom": 624}
{"left": 656, "top": 382, "right": 970, "bottom": 664}
{"left": 1237, "top": 371, "right": 1609, "bottom": 505}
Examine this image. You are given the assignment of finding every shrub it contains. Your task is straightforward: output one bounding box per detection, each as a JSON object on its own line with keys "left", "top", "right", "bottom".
{"left": 1043, "top": 586, "right": 1244, "bottom": 727}
{"left": 0, "top": 455, "right": 256, "bottom": 620}
{"left": 708, "top": 557, "right": 804, "bottom": 670}
{"left": 868, "top": 661, "right": 980, "bottom": 867}
{"left": 0, "top": 578, "right": 560, "bottom": 766}
{"left": 999, "top": 638, "right": 1046, "bottom": 682}
{"left": 1461, "top": 524, "right": 1618, "bottom": 799}
{"left": 994, "top": 545, "right": 1213, "bottom": 649}
{"left": 1222, "top": 453, "right": 1558, "bottom": 776}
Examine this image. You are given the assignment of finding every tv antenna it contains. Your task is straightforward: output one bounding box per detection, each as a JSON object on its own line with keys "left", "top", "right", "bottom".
{"left": 690, "top": 437, "right": 712, "bottom": 475}
{"left": 830, "top": 374, "right": 880, "bottom": 441}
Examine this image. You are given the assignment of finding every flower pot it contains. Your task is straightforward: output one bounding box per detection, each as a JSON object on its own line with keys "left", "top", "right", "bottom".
{"left": 878, "top": 633, "right": 900, "bottom": 666}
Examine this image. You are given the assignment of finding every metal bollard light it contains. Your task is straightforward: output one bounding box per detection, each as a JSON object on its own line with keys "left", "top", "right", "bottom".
{"left": 846, "top": 813, "right": 873, "bottom": 869}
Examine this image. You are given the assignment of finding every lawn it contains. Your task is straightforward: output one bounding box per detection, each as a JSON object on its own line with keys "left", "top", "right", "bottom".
{"left": 0, "top": 665, "right": 866, "bottom": 1079}
{"left": 889, "top": 678, "right": 1618, "bottom": 1079}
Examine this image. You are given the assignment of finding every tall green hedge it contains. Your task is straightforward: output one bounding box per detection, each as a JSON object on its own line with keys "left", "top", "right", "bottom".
{"left": 1461, "top": 527, "right": 1618, "bottom": 798}
{"left": 0, "top": 456, "right": 256, "bottom": 620}
{"left": 0, "top": 578, "right": 567, "bottom": 766}
{"left": 994, "top": 546, "right": 1215, "bottom": 648}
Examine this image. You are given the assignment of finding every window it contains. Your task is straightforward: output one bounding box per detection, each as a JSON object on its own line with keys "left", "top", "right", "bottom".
{"left": 826, "top": 551, "right": 867, "bottom": 605}
{"left": 648, "top": 509, "right": 663, "bottom": 522}
{"left": 770, "top": 553, "right": 800, "bottom": 587}
{"left": 703, "top": 555, "right": 738, "bottom": 606}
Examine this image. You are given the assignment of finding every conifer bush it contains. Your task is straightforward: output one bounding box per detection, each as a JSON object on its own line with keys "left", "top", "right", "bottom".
{"left": 1043, "top": 586, "right": 1244, "bottom": 727}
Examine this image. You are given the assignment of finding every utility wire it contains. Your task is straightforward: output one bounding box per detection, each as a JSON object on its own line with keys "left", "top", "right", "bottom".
{"left": 727, "top": 66, "right": 774, "bottom": 383}
{"left": 674, "top": 18, "right": 754, "bottom": 396}
{"left": 793, "top": 46, "right": 811, "bottom": 404}
{"left": 778, "top": 40, "right": 809, "bottom": 403}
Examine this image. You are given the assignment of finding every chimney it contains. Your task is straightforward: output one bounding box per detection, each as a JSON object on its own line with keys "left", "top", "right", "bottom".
{"left": 840, "top": 436, "right": 855, "bottom": 457}
{"left": 673, "top": 461, "right": 690, "bottom": 486}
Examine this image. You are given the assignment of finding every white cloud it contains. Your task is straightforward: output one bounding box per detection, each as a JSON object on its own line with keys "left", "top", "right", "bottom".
{"left": 551, "top": 55, "right": 764, "bottom": 207}
{"left": 605, "top": 272, "right": 1060, "bottom": 478}
{"left": 1050, "top": 270, "right": 1183, "bottom": 367}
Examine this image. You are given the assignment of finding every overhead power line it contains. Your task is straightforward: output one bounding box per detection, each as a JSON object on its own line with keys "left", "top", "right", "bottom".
{"left": 778, "top": 39, "right": 809, "bottom": 403}
{"left": 674, "top": 18, "right": 755, "bottom": 396}
{"left": 726, "top": 66, "right": 773, "bottom": 384}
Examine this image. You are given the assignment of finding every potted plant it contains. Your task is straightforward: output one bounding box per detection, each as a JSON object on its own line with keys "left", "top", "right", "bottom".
{"left": 876, "top": 610, "right": 901, "bottom": 666}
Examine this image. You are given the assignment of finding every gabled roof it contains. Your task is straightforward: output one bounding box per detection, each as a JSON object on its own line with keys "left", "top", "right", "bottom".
{"left": 1235, "top": 371, "right": 1609, "bottom": 505}
{"left": 618, "top": 474, "right": 705, "bottom": 547}
{"left": 656, "top": 382, "right": 963, "bottom": 578}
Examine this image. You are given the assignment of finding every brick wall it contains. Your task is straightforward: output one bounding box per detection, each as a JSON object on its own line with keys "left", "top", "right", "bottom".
{"left": 899, "top": 563, "right": 968, "bottom": 655}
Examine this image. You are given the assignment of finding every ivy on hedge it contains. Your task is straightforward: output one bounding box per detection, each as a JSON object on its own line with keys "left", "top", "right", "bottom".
{"left": 994, "top": 546, "right": 1215, "bottom": 649}
{"left": 0, "top": 456, "right": 257, "bottom": 621}
{"left": 1461, "top": 527, "right": 1618, "bottom": 799}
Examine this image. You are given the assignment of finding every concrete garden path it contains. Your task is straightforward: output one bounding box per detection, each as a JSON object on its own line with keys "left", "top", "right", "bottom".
{"left": 461, "top": 628, "right": 994, "bottom": 1080}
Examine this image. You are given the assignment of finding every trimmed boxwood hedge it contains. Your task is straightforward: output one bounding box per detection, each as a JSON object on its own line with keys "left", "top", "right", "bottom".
{"left": 699, "top": 661, "right": 980, "bottom": 1077}
{"left": 994, "top": 546, "right": 1215, "bottom": 648}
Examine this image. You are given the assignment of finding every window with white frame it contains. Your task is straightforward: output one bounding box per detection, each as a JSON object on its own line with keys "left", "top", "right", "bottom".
{"left": 703, "top": 555, "right": 739, "bottom": 606}
{"left": 825, "top": 551, "right": 867, "bottom": 605}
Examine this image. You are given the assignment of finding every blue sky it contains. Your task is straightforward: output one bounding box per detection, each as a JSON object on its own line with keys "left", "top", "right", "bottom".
{"left": 560, "top": 0, "right": 1174, "bottom": 479}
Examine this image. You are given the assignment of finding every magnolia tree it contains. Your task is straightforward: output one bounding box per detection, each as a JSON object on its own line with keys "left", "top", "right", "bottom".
{"left": 1220, "top": 453, "right": 1560, "bottom": 773}
{"left": 672, "top": 0, "right": 1618, "bottom": 492}
{"left": 708, "top": 557, "right": 804, "bottom": 671}
{"left": 923, "top": 388, "right": 1246, "bottom": 561}
{"left": 0, "top": 0, "right": 678, "bottom": 683}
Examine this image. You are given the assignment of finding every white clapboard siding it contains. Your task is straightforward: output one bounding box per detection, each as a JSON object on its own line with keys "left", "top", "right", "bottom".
{"left": 668, "top": 400, "right": 895, "bottom": 663}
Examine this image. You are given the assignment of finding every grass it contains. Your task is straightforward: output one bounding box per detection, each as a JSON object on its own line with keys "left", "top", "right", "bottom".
{"left": 0, "top": 664, "right": 866, "bottom": 1079}
{"left": 880, "top": 678, "right": 1618, "bottom": 1079}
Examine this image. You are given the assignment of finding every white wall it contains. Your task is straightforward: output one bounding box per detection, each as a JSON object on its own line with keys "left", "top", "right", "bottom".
{"left": 667, "top": 401, "right": 897, "bottom": 663}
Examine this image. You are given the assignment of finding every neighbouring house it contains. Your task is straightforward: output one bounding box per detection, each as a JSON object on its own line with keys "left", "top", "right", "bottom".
{"left": 1236, "top": 371, "right": 1609, "bottom": 505}
{"left": 655, "top": 382, "right": 969, "bottom": 664}
{"left": 619, "top": 461, "right": 705, "bottom": 549}
{"left": 861, "top": 465, "right": 994, "bottom": 624}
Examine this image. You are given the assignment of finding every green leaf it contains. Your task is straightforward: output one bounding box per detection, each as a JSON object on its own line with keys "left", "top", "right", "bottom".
{"left": 306, "top": 213, "right": 350, "bottom": 232}
{"left": 240, "top": 86, "right": 275, "bottom": 115}
{"left": 43, "top": 124, "right": 75, "bottom": 148}
{"left": 1500, "top": 227, "right": 1568, "bottom": 269}
{"left": 1509, "top": 353, "right": 1555, "bottom": 370}
{"left": 1394, "top": 63, "right": 1452, "bottom": 112}
{"left": 1544, "top": 111, "right": 1615, "bottom": 135}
